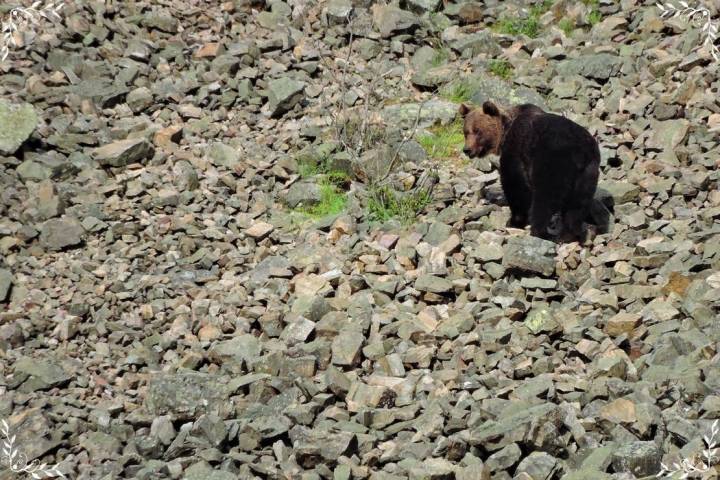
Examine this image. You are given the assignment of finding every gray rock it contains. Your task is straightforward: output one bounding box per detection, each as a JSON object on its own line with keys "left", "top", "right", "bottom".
{"left": 516, "top": 452, "right": 559, "bottom": 480}
{"left": 503, "top": 236, "right": 556, "bottom": 276}
{"left": 39, "top": 217, "right": 84, "bottom": 251}
{"left": 597, "top": 180, "right": 640, "bottom": 204}
{"left": 207, "top": 142, "right": 241, "bottom": 169}
{"left": 326, "top": 0, "right": 352, "bottom": 25}
{"left": 17, "top": 160, "right": 51, "bottom": 181}
{"left": 556, "top": 54, "right": 623, "bottom": 81}
{"left": 415, "top": 274, "right": 453, "bottom": 294}
{"left": 442, "top": 73, "right": 547, "bottom": 111}
{"left": 610, "top": 441, "right": 662, "bottom": 477}
{"left": 145, "top": 373, "right": 235, "bottom": 420}
{"left": 331, "top": 328, "right": 364, "bottom": 366}
{"left": 79, "top": 431, "right": 121, "bottom": 462}
{"left": 208, "top": 334, "right": 262, "bottom": 366}
{"left": 34, "top": 179, "right": 65, "bottom": 221}
{"left": 127, "top": 86, "right": 154, "bottom": 112}
{"left": 92, "top": 138, "right": 154, "bottom": 167}
{"left": 289, "top": 426, "right": 355, "bottom": 464}
{"left": 142, "top": 11, "right": 179, "bottom": 32}
{"left": 267, "top": 77, "right": 305, "bottom": 117}
{"left": 381, "top": 100, "right": 458, "bottom": 130}
{"left": 404, "top": 0, "right": 441, "bottom": 14}
{"left": 184, "top": 462, "right": 236, "bottom": 480}
{"left": 286, "top": 181, "right": 322, "bottom": 208}
{"left": 0, "top": 269, "right": 11, "bottom": 302}
{"left": 0, "top": 100, "right": 38, "bottom": 155}
{"left": 524, "top": 307, "right": 561, "bottom": 335}
{"left": 646, "top": 119, "right": 690, "bottom": 151}
{"left": 372, "top": 5, "right": 420, "bottom": 38}
{"left": 13, "top": 356, "right": 72, "bottom": 391}
{"left": 486, "top": 442, "right": 522, "bottom": 472}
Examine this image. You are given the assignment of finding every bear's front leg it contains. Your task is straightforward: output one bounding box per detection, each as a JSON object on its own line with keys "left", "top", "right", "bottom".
{"left": 499, "top": 154, "right": 531, "bottom": 228}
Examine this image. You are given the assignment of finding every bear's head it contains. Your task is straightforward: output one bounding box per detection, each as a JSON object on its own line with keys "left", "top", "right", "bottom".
{"left": 459, "top": 100, "right": 509, "bottom": 158}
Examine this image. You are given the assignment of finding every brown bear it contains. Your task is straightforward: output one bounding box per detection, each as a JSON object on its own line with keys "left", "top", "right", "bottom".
{"left": 460, "top": 101, "right": 600, "bottom": 242}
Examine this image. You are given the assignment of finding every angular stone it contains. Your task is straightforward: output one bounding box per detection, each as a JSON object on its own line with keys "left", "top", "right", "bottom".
{"left": 600, "top": 398, "right": 636, "bottom": 424}
{"left": 524, "top": 307, "right": 560, "bottom": 335}
{"left": 208, "top": 334, "right": 262, "bottom": 366}
{"left": 14, "top": 356, "right": 72, "bottom": 391}
{"left": 516, "top": 452, "right": 559, "bottom": 480}
{"left": 80, "top": 431, "right": 121, "bottom": 462}
{"left": 267, "top": 77, "right": 305, "bottom": 117}
{"left": 415, "top": 274, "right": 453, "bottom": 294}
{"left": 604, "top": 312, "right": 641, "bottom": 337}
{"left": 207, "top": 142, "right": 241, "bottom": 169}
{"left": 127, "top": 86, "right": 153, "bottom": 112}
{"left": 503, "top": 236, "right": 556, "bottom": 276}
{"left": 610, "top": 441, "right": 662, "bottom": 477}
{"left": 155, "top": 125, "right": 183, "bottom": 148}
{"left": 246, "top": 221, "right": 274, "bottom": 239}
{"left": 35, "top": 179, "right": 65, "bottom": 221}
{"left": 372, "top": 5, "right": 420, "bottom": 38}
{"left": 556, "top": 54, "right": 623, "bottom": 81}
{"left": 0, "top": 268, "right": 12, "bottom": 302}
{"left": 92, "top": 138, "right": 154, "bottom": 167}
{"left": 332, "top": 329, "right": 364, "bottom": 366}
{"left": 486, "top": 442, "right": 521, "bottom": 472}
{"left": 0, "top": 100, "right": 38, "bottom": 155}
{"left": 39, "top": 217, "right": 84, "bottom": 251}
{"left": 145, "top": 373, "right": 234, "bottom": 420}
{"left": 646, "top": 119, "right": 690, "bottom": 151}
{"left": 289, "top": 426, "right": 355, "bottom": 464}
{"left": 286, "top": 181, "right": 322, "bottom": 208}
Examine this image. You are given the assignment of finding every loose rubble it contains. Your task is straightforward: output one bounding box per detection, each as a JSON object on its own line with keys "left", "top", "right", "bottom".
{"left": 0, "top": 0, "right": 719, "bottom": 479}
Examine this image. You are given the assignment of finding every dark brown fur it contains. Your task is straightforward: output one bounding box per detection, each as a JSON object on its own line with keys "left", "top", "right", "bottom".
{"left": 460, "top": 101, "right": 600, "bottom": 242}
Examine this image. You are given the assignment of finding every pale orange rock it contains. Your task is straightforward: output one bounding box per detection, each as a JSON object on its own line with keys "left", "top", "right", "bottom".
{"left": 604, "top": 312, "right": 641, "bottom": 337}
{"left": 194, "top": 42, "right": 223, "bottom": 58}
{"left": 245, "top": 221, "right": 274, "bottom": 239}
{"left": 154, "top": 125, "right": 183, "bottom": 148}
{"left": 600, "top": 398, "right": 637, "bottom": 424}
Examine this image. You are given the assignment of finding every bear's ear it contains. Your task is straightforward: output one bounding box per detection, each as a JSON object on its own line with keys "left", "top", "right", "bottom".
{"left": 482, "top": 101, "right": 500, "bottom": 117}
{"left": 459, "top": 103, "right": 472, "bottom": 117}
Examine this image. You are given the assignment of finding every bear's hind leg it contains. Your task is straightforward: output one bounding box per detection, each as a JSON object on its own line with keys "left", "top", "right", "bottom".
{"left": 499, "top": 154, "right": 531, "bottom": 228}
{"left": 529, "top": 163, "right": 566, "bottom": 240}
{"left": 559, "top": 207, "right": 586, "bottom": 243}
{"left": 529, "top": 195, "right": 560, "bottom": 240}
{"left": 560, "top": 160, "right": 599, "bottom": 243}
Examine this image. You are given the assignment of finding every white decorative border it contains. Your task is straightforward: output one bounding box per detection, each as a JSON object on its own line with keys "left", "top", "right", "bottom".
{"left": 657, "top": 1, "right": 720, "bottom": 61}
{"left": 657, "top": 420, "right": 720, "bottom": 479}
{"left": 1, "top": 419, "right": 66, "bottom": 479}
{"left": 1, "top": 1, "right": 64, "bottom": 61}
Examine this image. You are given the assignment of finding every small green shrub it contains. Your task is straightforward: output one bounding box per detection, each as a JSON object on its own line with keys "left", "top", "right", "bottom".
{"left": 494, "top": 0, "right": 553, "bottom": 38}
{"left": 431, "top": 47, "right": 451, "bottom": 67}
{"left": 488, "top": 59, "right": 513, "bottom": 79}
{"left": 582, "top": 0, "right": 602, "bottom": 26}
{"left": 295, "top": 155, "right": 351, "bottom": 218}
{"left": 558, "top": 18, "right": 575, "bottom": 36}
{"left": 587, "top": 9, "right": 602, "bottom": 26}
{"left": 417, "top": 120, "right": 465, "bottom": 160}
{"left": 440, "top": 80, "right": 473, "bottom": 104}
{"left": 366, "top": 184, "right": 432, "bottom": 224}
{"left": 297, "top": 180, "right": 347, "bottom": 218}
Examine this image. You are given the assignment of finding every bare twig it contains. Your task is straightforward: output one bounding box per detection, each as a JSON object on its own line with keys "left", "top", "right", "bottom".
{"left": 657, "top": 1, "right": 719, "bottom": 61}
{"left": 1, "top": 1, "right": 64, "bottom": 62}
{"left": 1, "top": 419, "right": 66, "bottom": 479}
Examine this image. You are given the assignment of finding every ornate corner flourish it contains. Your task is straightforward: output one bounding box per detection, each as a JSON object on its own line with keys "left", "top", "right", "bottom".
{"left": 1, "top": 1, "right": 64, "bottom": 62}
{"left": 1, "top": 419, "right": 66, "bottom": 479}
